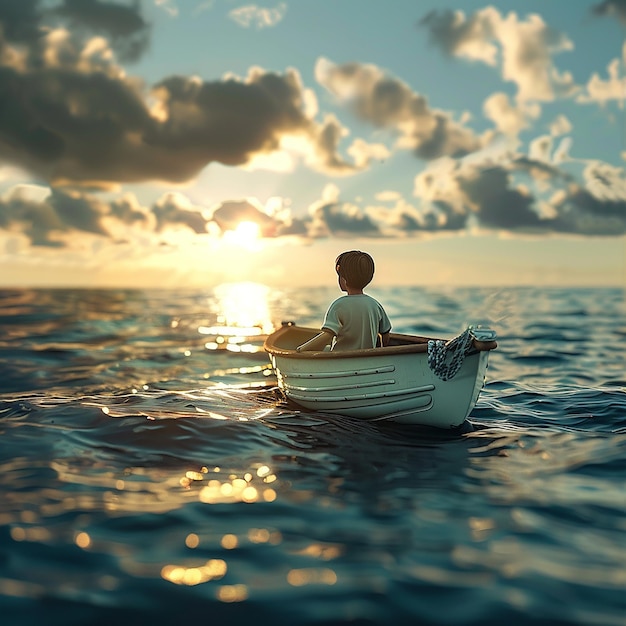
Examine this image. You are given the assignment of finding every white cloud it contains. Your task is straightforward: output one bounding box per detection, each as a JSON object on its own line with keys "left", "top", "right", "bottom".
{"left": 553, "top": 137, "right": 573, "bottom": 164}
{"left": 584, "top": 160, "right": 626, "bottom": 201}
{"left": 577, "top": 53, "right": 626, "bottom": 107}
{"left": 228, "top": 3, "right": 287, "bottom": 29}
{"left": 375, "top": 190, "right": 402, "bottom": 202}
{"left": 346, "top": 139, "right": 391, "bottom": 169}
{"left": 528, "top": 135, "right": 554, "bottom": 162}
{"left": 483, "top": 92, "right": 541, "bottom": 136}
{"left": 549, "top": 114, "right": 572, "bottom": 137}
{"left": 422, "top": 8, "right": 578, "bottom": 102}
{"left": 154, "top": 0, "right": 179, "bottom": 18}
{"left": 498, "top": 12, "right": 576, "bottom": 102}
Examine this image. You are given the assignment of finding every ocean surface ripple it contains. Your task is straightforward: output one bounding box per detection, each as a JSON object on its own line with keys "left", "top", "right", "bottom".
{"left": 0, "top": 285, "right": 624, "bottom": 626}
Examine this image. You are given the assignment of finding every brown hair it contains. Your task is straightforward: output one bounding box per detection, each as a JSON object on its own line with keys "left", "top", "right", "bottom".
{"left": 335, "top": 250, "right": 375, "bottom": 289}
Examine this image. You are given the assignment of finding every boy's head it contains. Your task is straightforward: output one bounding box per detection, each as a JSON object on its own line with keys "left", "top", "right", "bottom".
{"left": 335, "top": 250, "right": 375, "bottom": 290}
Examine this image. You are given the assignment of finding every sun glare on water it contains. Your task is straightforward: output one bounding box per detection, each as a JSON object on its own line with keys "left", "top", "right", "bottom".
{"left": 198, "top": 282, "right": 276, "bottom": 355}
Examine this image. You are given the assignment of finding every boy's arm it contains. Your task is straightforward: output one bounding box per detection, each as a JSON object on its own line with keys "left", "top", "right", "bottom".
{"left": 296, "top": 329, "right": 334, "bottom": 352}
{"left": 380, "top": 331, "right": 390, "bottom": 347}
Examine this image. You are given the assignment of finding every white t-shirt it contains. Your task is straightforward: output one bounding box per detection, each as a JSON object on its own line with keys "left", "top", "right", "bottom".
{"left": 322, "top": 294, "right": 391, "bottom": 351}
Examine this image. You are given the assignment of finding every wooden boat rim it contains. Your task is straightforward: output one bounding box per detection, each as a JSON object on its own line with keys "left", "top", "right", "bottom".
{"left": 264, "top": 324, "right": 497, "bottom": 359}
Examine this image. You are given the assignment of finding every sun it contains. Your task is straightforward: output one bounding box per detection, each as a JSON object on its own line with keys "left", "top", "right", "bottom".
{"left": 224, "top": 220, "right": 262, "bottom": 248}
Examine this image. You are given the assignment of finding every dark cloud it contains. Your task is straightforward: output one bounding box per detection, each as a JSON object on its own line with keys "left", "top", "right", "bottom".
{"left": 311, "top": 202, "right": 380, "bottom": 237}
{"left": 47, "top": 189, "right": 110, "bottom": 235}
{"left": 416, "top": 113, "right": 479, "bottom": 160}
{"left": 459, "top": 167, "right": 543, "bottom": 230}
{"left": 0, "top": 0, "right": 43, "bottom": 44}
{"left": 109, "top": 194, "right": 152, "bottom": 225}
{"left": 432, "top": 201, "right": 469, "bottom": 230}
{"left": 411, "top": 157, "right": 626, "bottom": 236}
{"left": 53, "top": 0, "right": 150, "bottom": 61}
{"left": 0, "top": 57, "right": 351, "bottom": 186}
{"left": 592, "top": 0, "right": 626, "bottom": 24}
{"left": 152, "top": 70, "right": 311, "bottom": 168}
{"left": 0, "top": 194, "right": 63, "bottom": 246}
{"left": 419, "top": 9, "right": 494, "bottom": 59}
{"left": 275, "top": 216, "right": 309, "bottom": 237}
{"left": 393, "top": 210, "right": 437, "bottom": 232}
{"left": 0, "top": 3, "right": 354, "bottom": 187}
{"left": 0, "top": 0, "right": 149, "bottom": 60}
{"left": 0, "top": 62, "right": 340, "bottom": 185}
{"left": 153, "top": 194, "right": 208, "bottom": 234}
{"left": 551, "top": 187, "right": 626, "bottom": 235}
{"left": 387, "top": 198, "right": 468, "bottom": 233}
{"left": 0, "top": 188, "right": 109, "bottom": 245}
{"left": 0, "top": 63, "right": 157, "bottom": 183}
{"left": 312, "top": 116, "right": 358, "bottom": 174}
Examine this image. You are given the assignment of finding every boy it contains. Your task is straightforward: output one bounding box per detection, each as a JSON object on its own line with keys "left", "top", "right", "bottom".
{"left": 296, "top": 250, "right": 391, "bottom": 352}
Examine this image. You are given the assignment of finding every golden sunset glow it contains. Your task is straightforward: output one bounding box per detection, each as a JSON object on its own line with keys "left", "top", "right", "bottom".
{"left": 223, "top": 220, "right": 262, "bottom": 249}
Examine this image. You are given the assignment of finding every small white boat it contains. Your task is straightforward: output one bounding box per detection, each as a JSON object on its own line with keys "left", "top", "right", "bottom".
{"left": 264, "top": 324, "right": 497, "bottom": 429}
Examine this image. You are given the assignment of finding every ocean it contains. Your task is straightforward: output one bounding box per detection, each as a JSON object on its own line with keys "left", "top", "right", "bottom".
{"left": 0, "top": 284, "right": 624, "bottom": 626}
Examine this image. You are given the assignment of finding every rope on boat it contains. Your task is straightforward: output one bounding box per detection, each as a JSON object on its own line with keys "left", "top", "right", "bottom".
{"left": 427, "top": 328, "right": 475, "bottom": 381}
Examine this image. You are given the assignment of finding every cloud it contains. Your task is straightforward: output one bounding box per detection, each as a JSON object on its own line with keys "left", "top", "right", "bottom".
{"left": 549, "top": 114, "right": 572, "bottom": 137}
{"left": 210, "top": 198, "right": 282, "bottom": 236}
{"left": 0, "top": 0, "right": 44, "bottom": 43}
{"left": 410, "top": 154, "right": 626, "bottom": 236}
{"left": 0, "top": 184, "right": 313, "bottom": 245}
{"left": 0, "top": 43, "right": 354, "bottom": 185}
{"left": 483, "top": 92, "right": 541, "bottom": 137}
{"left": 420, "top": 8, "right": 577, "bottom": 103}
{"left": 0, "top": 194, "right": 61, "bottom": 248}
{"left": 315, "top": 58, "right": 482, "bottom": 160}
{"left": 419, "top": 8, "right": 500, "bottom": 66}
{"left": 151, "top": 67, "right": 357, "bottom": 176}
{"left": 3, "top": 150, "right": 625, "bottom": 252}
{"left": 347, "top": 138, "right": 391, "bottom": 169}
{"left": 153, "top": 192, "right": 208, "bottom": 234}
{"left": 154, "top": 0, "right": 179, "bottom": 18}
{"left": 52, "top": 0, "right": 150, "bottom": 62}
{"left": 109, "top": 193, "right": 154, "bottom": 226}
{"left": 0, "top": 2, "right": 623, "bottom": 250}
{"left": 0, "top": 186, "right": 110, "bottom": 246}
{"left": 0, "top": 0, "right": 149, "bottom": 62}
{"left": 47, "top": 188, "right": 111, "bottom": 236}
{"left": 228, "top": 3, "right": 287, "bottom": 29}
{"left": 577, "top": 54, "right": 626, "bottom": 106}
{"left": 583, "top": 160, "right": 626, "bottom": 202}
{"left": 0, "top": 5, "right": 360, "bottom": 187}
{"left": 308, "top": 114, "right": 359, "bottom": 175}
{"left": 301, "top": 182, "right": 378, "bottom": 237}
{"left": 591, "top": 0, "right": 626, "bottom": 24}
{"left": 308, "top": 201, "right": 380, "bottom": 238}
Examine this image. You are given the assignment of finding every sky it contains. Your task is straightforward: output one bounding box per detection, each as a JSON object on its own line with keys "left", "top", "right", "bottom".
{"left": 0, "top": 0, "right": 625, "bottom": 288}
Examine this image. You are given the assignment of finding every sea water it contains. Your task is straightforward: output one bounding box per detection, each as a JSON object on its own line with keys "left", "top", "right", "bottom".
{"left": 0, "top": 285, "right": 624, "bottom": 626}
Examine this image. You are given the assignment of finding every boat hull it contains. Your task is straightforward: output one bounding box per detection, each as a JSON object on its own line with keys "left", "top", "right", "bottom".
{"left": 264, "top": 325, "right": 496, "bottom": 429}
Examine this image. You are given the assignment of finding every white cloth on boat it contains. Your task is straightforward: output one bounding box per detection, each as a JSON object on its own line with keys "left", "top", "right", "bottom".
{"left": 427, "top": 328, "right": 475, "bottom": 381}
